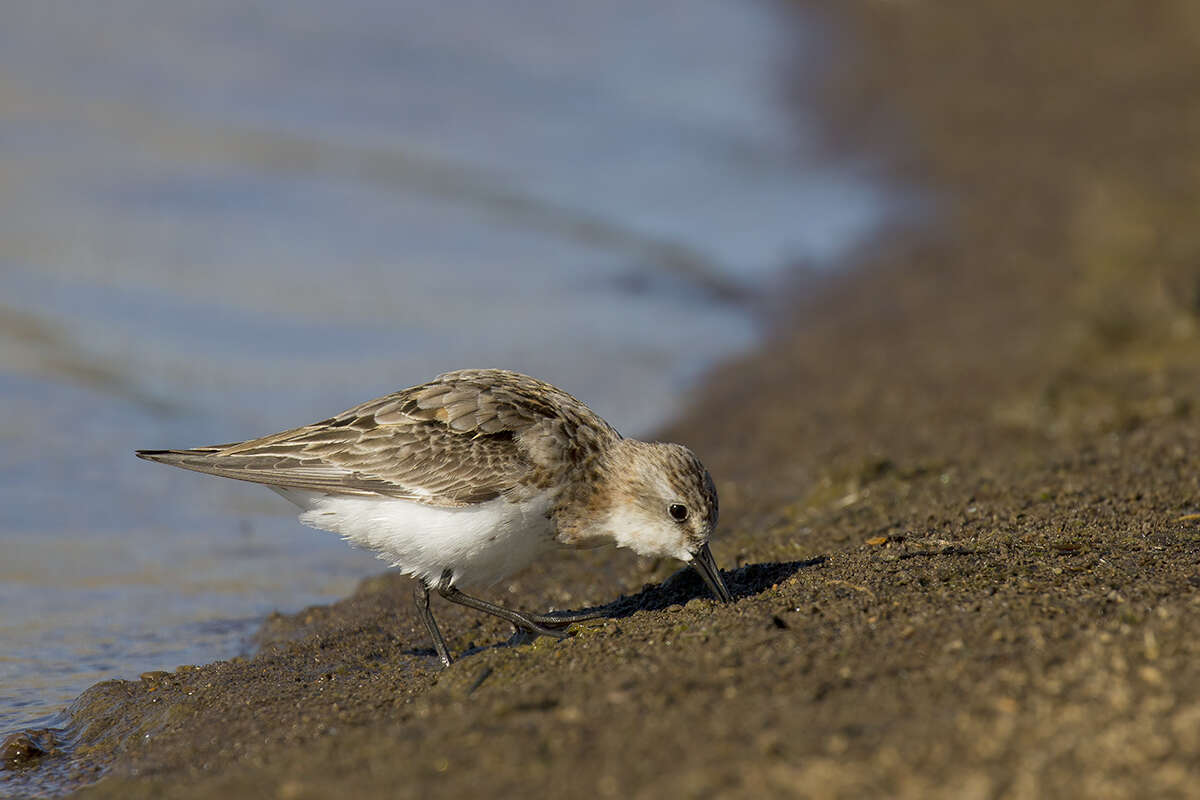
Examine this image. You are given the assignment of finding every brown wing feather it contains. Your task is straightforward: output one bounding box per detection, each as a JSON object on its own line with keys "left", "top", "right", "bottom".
{"left": 136, "top": 369, "right": 618, "bottom": 506}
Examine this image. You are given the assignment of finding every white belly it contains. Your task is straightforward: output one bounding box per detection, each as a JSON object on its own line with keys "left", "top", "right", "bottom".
{"left": 274, "top": 488, "right": 558, "bottom": 588}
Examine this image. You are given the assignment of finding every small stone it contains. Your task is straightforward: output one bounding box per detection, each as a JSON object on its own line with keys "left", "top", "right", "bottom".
{"left": 993, "top": 697, "right": 1019, "bottom": 714}
{"left": 2, "top": 730, "right": 54, "bottom": 768}
{"left": 1140, "top": 666, "right": 1164, "bottom": 686}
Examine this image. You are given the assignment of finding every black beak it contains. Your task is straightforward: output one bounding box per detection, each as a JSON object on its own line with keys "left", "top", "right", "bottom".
{"left": 691, "top": 542, "right": 733, "bottom": 603}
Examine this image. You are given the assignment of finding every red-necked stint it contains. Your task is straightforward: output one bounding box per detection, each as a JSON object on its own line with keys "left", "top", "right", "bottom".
{"left": 137, "top": 369, "right": 732, "bottom": 667}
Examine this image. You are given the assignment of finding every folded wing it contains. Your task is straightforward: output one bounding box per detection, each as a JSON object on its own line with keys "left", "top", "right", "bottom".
{"left": 135, "top": 371, "right": 566, "bottom": 505}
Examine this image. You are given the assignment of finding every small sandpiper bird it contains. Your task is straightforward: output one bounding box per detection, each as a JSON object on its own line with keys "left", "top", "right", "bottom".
{"left": 137, "top": 369, "right": 732, "bottom": 666}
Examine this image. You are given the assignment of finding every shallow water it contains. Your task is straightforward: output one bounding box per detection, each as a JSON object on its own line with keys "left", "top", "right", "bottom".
{"left": 0, "top": 0, "right": 888, "bottom": 738}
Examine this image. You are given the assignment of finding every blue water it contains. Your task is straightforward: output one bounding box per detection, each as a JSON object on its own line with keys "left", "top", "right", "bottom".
{"left": 0, "top": 0, "right": 890, "bottom": 745}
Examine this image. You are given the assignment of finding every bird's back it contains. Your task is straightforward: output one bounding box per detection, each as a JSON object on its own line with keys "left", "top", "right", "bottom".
{"left": 137, "top": 369, "right": 619, "bottom": 507}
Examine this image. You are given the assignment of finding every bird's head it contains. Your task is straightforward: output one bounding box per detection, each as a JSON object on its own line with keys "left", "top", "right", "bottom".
{"left": 597, "top": 440, "right": 732, "bottom": 603}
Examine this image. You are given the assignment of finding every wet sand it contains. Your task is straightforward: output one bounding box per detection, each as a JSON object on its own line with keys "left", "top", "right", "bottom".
{"left": 5, "top": 0, "right": 1200, "bottom": 796}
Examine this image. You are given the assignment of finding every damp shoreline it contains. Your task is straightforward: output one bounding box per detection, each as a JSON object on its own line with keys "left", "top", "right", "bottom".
{"left": 6, "top": 0, "right": 1200, "bottom": 797}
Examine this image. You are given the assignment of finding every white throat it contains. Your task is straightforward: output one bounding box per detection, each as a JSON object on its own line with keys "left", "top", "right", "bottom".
{"left": 601, "top": 504, "right": 692, "bottom": 561}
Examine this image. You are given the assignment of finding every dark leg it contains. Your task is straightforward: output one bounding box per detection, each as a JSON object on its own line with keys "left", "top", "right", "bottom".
{"left": 434, "top": 570, "right": 572, "bottom": 640}
{"left": 413, "top": 582, "right": 453, "bottom": 668}
{"left": 526, "top": 608, "right": 609, "bottom": 627}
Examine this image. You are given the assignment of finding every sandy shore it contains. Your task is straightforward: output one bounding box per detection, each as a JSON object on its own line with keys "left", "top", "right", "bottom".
{"left": 4, "top": 0, "right": 1200, "bottom": 797}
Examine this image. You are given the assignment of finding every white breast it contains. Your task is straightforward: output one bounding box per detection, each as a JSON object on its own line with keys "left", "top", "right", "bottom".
{"left": 274, "top": 488, "right": 559, "bottom": 588}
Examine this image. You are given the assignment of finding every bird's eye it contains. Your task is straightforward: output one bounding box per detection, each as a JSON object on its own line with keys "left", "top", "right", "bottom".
{"left": 668, "top": 503, "right": 689, "bottom": 522}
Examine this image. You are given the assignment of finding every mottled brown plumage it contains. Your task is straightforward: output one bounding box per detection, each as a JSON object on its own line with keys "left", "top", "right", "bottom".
{"left": 137, "top": 369, "right": 731, "bottom": 667}
{"left": 138, "top": 369, "right": 619, "bottom": 506}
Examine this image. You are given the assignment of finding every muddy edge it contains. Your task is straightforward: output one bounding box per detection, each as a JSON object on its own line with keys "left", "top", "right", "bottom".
{"left": 12, "top": 1, "right": 1198, "bottom": 797}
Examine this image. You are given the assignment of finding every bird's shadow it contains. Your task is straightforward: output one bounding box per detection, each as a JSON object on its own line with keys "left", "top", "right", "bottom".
{"left": 407, "top": 557, "right": 826, "bottom": 664}
{"left": 588, "top": 555, "right": 827, "bottom": 620}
